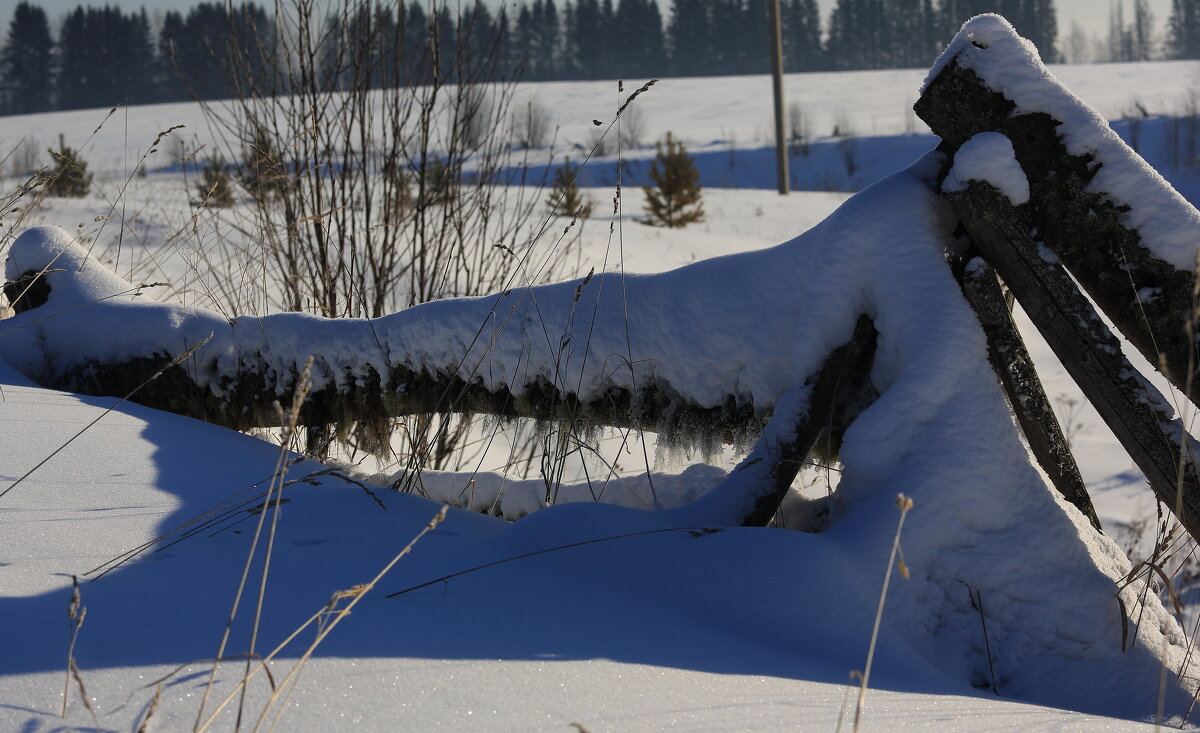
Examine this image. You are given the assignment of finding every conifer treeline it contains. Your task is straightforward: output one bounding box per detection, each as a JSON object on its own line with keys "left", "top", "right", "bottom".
{"left": 3, "top": 0, "right": 1196, "bottom": 118}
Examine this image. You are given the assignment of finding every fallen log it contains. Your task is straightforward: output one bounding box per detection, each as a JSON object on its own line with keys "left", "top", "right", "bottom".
{"left": 1, "top": 225, "right": 880, "bottom": 527}
{"left": 916, "top": 16, "right": 1200, "bottom": 403}
{"left": 945, "top": 177, "right": 1200, "bottom": 540}
{"left": 952, "top": 252, "right": 1101, "bottom": 531}
{"left": 0, "top": 225, "right": 815, "bottom": 459}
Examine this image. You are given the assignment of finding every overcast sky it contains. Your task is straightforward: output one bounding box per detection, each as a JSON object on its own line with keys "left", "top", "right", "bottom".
{"left": 7, "top": 0, "right": 1179, "bottom": 59}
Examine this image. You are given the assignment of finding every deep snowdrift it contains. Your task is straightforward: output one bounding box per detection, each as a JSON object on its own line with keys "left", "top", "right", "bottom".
{"left": 2, "top": 152, "right": 1193, "bottom": 720}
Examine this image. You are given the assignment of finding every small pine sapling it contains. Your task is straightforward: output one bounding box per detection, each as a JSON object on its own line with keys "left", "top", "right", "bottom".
{"left": 642, "top": 132, "right": 703, "bottom": 228}
{"left": 418, "top": 157, "right": 457, "bottom": 207}
{"left": 381, "top": 158, "right": 413, "bottom": 223}
{"left": 547, "top": 158, "right": 592, "bottom": 219}
{"left": 239, "top": 132, "right": 287, "bottom": 202}
{"left": 44, "top": 135, "right": 90, "bottom": 198}
{"left": 197, "top": 155, "right": 235, "bottom": 208}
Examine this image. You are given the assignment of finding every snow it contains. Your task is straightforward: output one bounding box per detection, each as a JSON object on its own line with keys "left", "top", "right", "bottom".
{"left": 929, "top": 14, "right": 1200, "bottom": 271}
{"left": 3, "top": 158, "right": 1194, "bottom": 729}
{"left": 390, "top": 463, "right": 727, "bottom": 520}
{"left": 4, "top": 46, "right": 1200, "bottom": 732}
{"left": 943, "top": 132, "right": 1031, "bottom": 204}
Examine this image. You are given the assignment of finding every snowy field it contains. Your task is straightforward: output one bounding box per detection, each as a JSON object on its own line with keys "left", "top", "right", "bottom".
{"left": 4, "top": 19, "right": 1200, "bottom": 731}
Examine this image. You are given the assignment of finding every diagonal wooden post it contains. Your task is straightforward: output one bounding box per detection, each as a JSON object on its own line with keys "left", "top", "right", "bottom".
{"left": 944, "top": 178, "right": 1200, "bottom": 541}
{"left": 952, "top": 252, "right": 1102, "bottom": 531}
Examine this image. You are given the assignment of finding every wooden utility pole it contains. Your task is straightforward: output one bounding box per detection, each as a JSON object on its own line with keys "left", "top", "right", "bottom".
{"left": 768, "top": 0, "right": 789, "bottom": 195}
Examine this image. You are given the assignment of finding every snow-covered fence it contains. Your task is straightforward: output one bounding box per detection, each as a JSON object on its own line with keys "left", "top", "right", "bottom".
{"left": 916, "top": 15, "right": 1200, "bottom": 544}
{"left": 2, "top": 15, "right": 1199, "bottom": 545}
{"left": 8, "top": 14, "right": 1200, "bottom": 718}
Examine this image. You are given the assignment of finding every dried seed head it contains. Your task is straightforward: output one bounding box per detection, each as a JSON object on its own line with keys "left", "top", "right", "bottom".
{"left": 68, "top": 576, "right": 80, "bottom": 620}
{"left": 895, "top": 493, "right": 914, "bottom": 512}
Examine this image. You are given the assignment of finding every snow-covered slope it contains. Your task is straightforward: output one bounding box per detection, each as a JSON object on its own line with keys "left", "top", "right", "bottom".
{"left": 0, "top": 340, "right": 1177, "bottom": 732}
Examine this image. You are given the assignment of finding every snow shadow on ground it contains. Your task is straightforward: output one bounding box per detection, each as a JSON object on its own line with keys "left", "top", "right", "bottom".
{"left": 0, "top": 391, "right": 963, "bottom": 701}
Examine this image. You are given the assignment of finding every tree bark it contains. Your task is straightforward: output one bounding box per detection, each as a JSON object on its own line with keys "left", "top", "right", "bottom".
{"left": 917, "top": 62, "right": 1200, "bottom": 404}
{"left": 945, "top": 180, "right": 1200, "bottom": 541}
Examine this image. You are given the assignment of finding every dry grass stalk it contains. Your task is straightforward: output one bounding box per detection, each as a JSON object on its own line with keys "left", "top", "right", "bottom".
{"left": 136, "top": 684, "right": 163, "bottom": 733}
{"left": 62, "top": 575, "right": 87, "bottom": 718}
{"left": 853, "top": 493, "right": 914, "bottom": 733}
{"left": 196, "top": 505, "right": 450, "bottom": 732}
{"left": 193, "top": 357, "right": 314, "bottom": 731}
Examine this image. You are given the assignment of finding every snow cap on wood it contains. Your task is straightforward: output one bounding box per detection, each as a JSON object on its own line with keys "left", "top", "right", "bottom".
{"left": 925, "top": 13, "right": 1200, "bottom": 271}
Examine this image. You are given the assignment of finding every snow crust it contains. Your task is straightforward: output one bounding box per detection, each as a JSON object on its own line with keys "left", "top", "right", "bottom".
{"left": 926, "top": 14, "right": 1200, "bottom": 271}
{"left": 944, "top": 131, "right": 1030, "bottom": 204}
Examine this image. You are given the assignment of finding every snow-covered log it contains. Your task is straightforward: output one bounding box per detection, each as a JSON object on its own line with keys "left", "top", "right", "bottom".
{"left": 0, "top": 224, "right": 879, "bottom": 465}
{"left": 0, "top": 229, "right": 753, "bottom": 446}
{"left": 916, "top": 15, "right": 1200, "bottom": 404}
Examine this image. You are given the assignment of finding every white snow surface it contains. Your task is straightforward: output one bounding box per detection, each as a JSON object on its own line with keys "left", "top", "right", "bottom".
{"left": 944, "top": 132, "right": 1031, "bottom": 204}
{"left": 928, "top": 14, "right": 1200, "bottom": 271}
{"left": 386, "top": 463, "right": 728, "bottom": 521}
{"left": 5, "top": 47, "right": 1200, "bottom": 730}
{"left": 2, "top": 156, "right": 1194, "bottom": 727}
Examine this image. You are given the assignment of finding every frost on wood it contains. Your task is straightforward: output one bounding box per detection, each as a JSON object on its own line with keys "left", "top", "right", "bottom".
{"left": 917, "top": 13, "right": 1200, "bottom": 404}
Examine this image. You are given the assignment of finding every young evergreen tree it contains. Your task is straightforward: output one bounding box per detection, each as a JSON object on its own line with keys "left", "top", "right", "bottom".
{"left": 44, "top": 136, "right": 90, "bottom": 198}
{"left": 643, "top": 132, "right": 703, "bottom": 228}
{"left": 196, "top": 155, "right": 235, "bottom": 208}
{"left": 0, "top": 2, "right": 55, "bottom": 115}
{"left": 547, "top": 158, "right": 593, "bottom": 219}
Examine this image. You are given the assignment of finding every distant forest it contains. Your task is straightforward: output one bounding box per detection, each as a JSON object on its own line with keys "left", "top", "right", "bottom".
{"left": 0, "top": 0, "right": 1198, "bottom": 117}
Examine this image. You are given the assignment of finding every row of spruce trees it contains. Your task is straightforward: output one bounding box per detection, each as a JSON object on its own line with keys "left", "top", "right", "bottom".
{"left": 4, "top": 0, "right": 1200, "bottom": 118}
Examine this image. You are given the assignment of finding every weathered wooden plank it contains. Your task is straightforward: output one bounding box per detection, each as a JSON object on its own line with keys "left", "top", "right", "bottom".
{"left": 954, "top": 254, "right": 1102, "bottom": 531}
{"left": 945, "top": 179, "right": 1200, "bottom": 540}
{"left": 917, "top": 62, "right": 1200, "bottom": 404}
{"left": 738, "top": 314, "right": 878, "bottom": 527}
